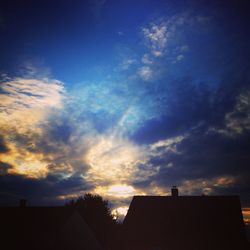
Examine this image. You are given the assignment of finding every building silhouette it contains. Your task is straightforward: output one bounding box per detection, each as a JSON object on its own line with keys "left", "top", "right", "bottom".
{"left": 122, "top": 187, "right": 248, "bottom": 250}
{"left": 0, "top": 201, "right": 102, "bottom": 250}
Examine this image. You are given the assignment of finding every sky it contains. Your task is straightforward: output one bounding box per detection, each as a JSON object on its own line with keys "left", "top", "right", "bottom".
{"left": 0, "top": 0, "right": 250, "bottom": 222}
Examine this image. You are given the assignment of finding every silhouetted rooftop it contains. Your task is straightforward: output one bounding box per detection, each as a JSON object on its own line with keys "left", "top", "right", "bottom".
{"left": 123, "top": 195, "right": 248, "bottom": 250}
{"left": 0, "top": 206, "right": 101, "bottom": 250}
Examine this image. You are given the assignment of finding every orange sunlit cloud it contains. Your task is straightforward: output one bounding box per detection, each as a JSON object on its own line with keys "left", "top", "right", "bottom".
{"left": 0, "top": 77, "right": 65, "bottom": 178}
{"left": 84, "top": 133, "right": 147, "bottom": 183}
{"left": 179, "top": 175, "right": 237, "bottom": 195}
{"left": 242, "top": 208, "right": 250, "bottom": 225}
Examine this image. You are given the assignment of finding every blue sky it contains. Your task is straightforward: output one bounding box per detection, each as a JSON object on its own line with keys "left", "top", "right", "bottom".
{"left": 0, "top": 0, "right": 250, "bottom": 222}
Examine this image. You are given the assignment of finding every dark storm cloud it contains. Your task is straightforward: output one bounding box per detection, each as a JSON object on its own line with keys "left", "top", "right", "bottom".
{"left": 152, "top": 129, "right": 250, "bottom": 182}
{"left": 132, "top": 72, "right": 250, "bottom": 205}
{"left": 0, "top": 161, "right": 12, "bottom": 175}
{"left": 26, "top": 117, "right": 73, "bottom": 154}
{"left": 133, "top": 77, "right": 212, "bottom": 144}
{"left": 0, "top": 173, "right": 92, "bottom": 206}
{"left": 0, "top": 135, "right": 9, "bottom": 153}
{"left": 134, "top": 69, "right": 250, "bottom": 142}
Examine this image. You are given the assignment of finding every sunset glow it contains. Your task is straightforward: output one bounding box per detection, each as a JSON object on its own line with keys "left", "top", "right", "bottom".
{"left": 84, "top": 133, "right": 146, "bottom": 182}
{"left": 0, "top": 1, "right": 249, "bottom": 235}
{"left": 112, "top": 206, "right": 129, "bottom": 220}
{"left": 242, "top": 208, "right": 250, "bottom": 225}
{"left": 107, "top": 185, "right": 135, "bottom": 198}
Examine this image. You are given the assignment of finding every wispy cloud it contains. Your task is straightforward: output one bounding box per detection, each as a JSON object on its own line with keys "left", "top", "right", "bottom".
{"left": 0, "top": 78, "right": 64, "bottom": 131}
{"left": 84, "top": 132, "right": 147, "bottom": 184}
{"left": 120, "top": 58, "right": 137, "bottom": 70}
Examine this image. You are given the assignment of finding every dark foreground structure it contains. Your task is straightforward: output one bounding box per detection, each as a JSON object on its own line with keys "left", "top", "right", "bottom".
{"left": 0, "top": 189, "right": 248, "bottom": 250}
{"left": 122, "top": 187, "right": 248, "bottom": 250}
{"left": 0, "top": 204, "right": 102, "bottom": 250}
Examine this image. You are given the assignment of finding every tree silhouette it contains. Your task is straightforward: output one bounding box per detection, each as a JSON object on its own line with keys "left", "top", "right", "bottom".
{"left": 65, "top": 193, "right": 116, "bottom": 247}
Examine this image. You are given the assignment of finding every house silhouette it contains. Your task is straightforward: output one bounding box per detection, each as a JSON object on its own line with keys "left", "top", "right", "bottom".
{"left": 122, "top": 187, "right": 248, "bottom": 250}
{"left": 0, "top": 201, "right": 102, "bottom": 250}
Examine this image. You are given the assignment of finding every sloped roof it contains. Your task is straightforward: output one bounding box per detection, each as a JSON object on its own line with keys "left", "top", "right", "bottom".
{"left": 123, "top": 195, "right": 248, "bottom": 250}
{"left": 0, "top": 206, "right": 102, "bottom": 250}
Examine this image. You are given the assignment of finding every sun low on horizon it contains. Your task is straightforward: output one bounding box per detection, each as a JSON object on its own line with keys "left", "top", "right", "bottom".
{"left": 0, "top": 0, "right": 250, "bottom": 221}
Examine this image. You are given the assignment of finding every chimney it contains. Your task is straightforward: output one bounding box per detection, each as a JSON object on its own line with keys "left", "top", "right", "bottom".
{"left": 171, "top": 186, "right": 178, "bottom": 197}
{"left": 19, "top": 199, "right": 27, "bottom": 208}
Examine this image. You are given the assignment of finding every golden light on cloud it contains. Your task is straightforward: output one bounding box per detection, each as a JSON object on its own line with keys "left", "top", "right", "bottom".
{"left": 84, "top": 133, "right": 146, "bottom": 182}
{"left": 83, "top": 131, "right": 172, "bottom": 201}
{"left": 242, "top": 208, "right": 250, "bottom": 225}
{"left": 179, "top": 175, "right": 236, "bottom": 195}
{"left": 0, "top": 77, "right": 65, "bottom": 178}
{"left": 7, "top": 160, "right": 48, "bottom": 178}
{"left": 0, "top": 140, "right": 49, "bottom": 178}
{"left": 0, "top": 78, "right": 64, "bottom": 132}
{"left": 92, "top": 182, "right": 149, "bottom": 202}
{"left": 108, "top": 184, "right": 135, "bottom": 197}
{"left": 94, "top": 184, "right": 138, "bottom": 198}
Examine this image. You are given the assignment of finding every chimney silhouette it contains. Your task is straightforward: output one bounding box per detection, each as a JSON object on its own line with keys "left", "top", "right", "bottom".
{"left": 171, "top": 186, "right": 178, "bottom": 197}
{"left": 19, "top": 199, "right": 27, "bottom": 208}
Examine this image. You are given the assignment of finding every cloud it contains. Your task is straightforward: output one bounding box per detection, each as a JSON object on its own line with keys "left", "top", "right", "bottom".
{"left": 150, "top": 135, "right": 186, "bottom": 152}
{"left": 142, "top": 22, "right": 168, "bottom": 57}
{"left": 141, "top": 54, "right": 153, "bottom": 65}
{"left": 173, "top": 54, "right": 184, "bottom": 63}
{"left": 120, "top": 58, "right": 137, "bottom": 70}
{"left": 128, "top": 74, "right": 250, "bottom": 209}
{"left": 0, "top": 59, "right": 249, "bottom": 215}
{"left": 242, "top": 208, "right": 250, "bottom": 225}
{"left": 208, "top": 73, "right": 250, "bottom": 136}
{"left": 0, "top": 173, "right": 91, "bottom": 206}
{"left": 60, "top": 74, "right": 250, "bottom": 210}
{"left": 178, "top": 175, "right": 237, "bottom": 195}
{"left": 223, "top": 90, "right": 250, "bottom": 135}
{"left": 0, "top": 135, "right": 9, "bottom": 153}
{"left": 0, "top": 76, "right": 65, "bottom": 178}
{"left": 0, "top": 77, "right": 64, "bottom": 132}
{"left": 180, "top": 45, "right": 189, "bottom": 52}
{"left": 0, "top": 71, "right": 164, "bottom": 204}
{"left": 137, "top": 66, "right": 153, "bottom": 81}
{"left": 138, "top": 20, "right": 170, "bottom": 81}
{"left": 141, "top": 13, "right": 195, "bottom": 60}
{"left": 84, "top": 132, "right": 147, "bottom": 184}
{"left": 137, "top": 13, "right": 205, "bottom": 81}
